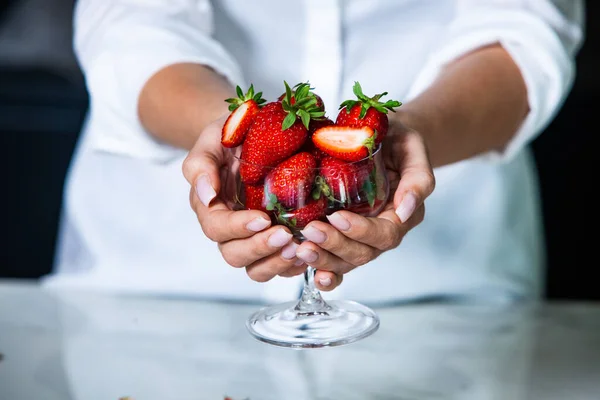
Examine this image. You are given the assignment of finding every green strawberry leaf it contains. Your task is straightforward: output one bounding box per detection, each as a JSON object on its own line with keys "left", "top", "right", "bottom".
{"left": 282, "top": 112, "right": 297, "bottom": 131}
{"left": 266, "top": 193, "right": 278, "bottom": 211}
{"left": 341, "top": 81, "right": 402, "bottom": 115}
{"left": 359, "top": 103, "right": 371, "bottom": 119}
{"left": 339, "top": 99, "right": 358, "bottom": 113}
{"left": 362, "top": 175, "right": 376, "bottom": 208}
{"left": 298, "top": 109, "right": 311, "bottom": 130}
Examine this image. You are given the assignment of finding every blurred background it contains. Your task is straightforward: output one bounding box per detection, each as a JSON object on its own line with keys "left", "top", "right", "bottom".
{"left": 1, "top": 0, "right": 597, "bottom": 301}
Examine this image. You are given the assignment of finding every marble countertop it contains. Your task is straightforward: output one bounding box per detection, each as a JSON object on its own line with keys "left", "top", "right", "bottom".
{"left": 0, "top": 279, "right": 599, "bottom": 400}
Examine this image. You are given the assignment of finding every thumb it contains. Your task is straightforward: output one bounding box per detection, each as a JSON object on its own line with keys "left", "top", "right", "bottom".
{"left": 182, "top": 118, "right": 227, "bottom": 207}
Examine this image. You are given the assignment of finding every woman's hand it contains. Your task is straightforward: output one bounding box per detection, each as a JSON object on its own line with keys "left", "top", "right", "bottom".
{"left": 182, "top": 117, "right": 307, "bottom": 283}
{"left": 296, "top": 120, "right": 435, "bottom": 291}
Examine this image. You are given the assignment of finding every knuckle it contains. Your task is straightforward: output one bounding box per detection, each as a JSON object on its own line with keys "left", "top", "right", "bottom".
{"left": 220, "top": 249, "right": 245, "bottom": 268}
{"left": 377, "top": 234, "right": 396, "bottom": 251}
{"left": 201, "top": 223, "right": 218, "bottom": 241}
{"left": 181, "top": 156, "right": 200, "bottom": 183}
{"left": 353, "top": 250, "right": 374, "bottom": 267}
{"left": 246, "top": 267, "right": 272, "bottom": 283}
{"left": 420, "top": 170, "right": 436, "bottom": 195}
{"left": 254, "top": 231, "right": 274, "bottom": 255}
{"left": 324, "top": 236, "right": 345, "bottom": 254}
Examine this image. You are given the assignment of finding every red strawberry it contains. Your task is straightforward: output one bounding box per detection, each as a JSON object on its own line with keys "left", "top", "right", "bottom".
{"left": 265, "top": 152, "right": 317, "bottom": 208}
{"left": 278, "top": 82, "right": 325, "bottom": 111}
{"left": 221, "top": 84, "right": 266, "bottom": 148}
{"left": 308, "top": 116, "right": 334, "bottom": 136}
{"left": 244, "top": 184, "right": 267, "bottom": 211}
{"left": 240, "top": 82, "right": 325, "bottom": 184}
{"left": 277, "top": 197, "right": 328, "bottom": 230}
{"left": 336, "top": 81, "right": 401, "bottom": 145}
{"left": 312, "top": 125, "right": 376, "bottom": 162}
{"left": 299, "top": 140, "right": 328, "bottom": 163}
{"left": 346, "top": 197, "right": 387, "bottom": 216}
{"left": 239, "top": 102, "right": 307, "bottom": 184}
{"left": 317, "top": 156, "right": 374, "bottom": 204}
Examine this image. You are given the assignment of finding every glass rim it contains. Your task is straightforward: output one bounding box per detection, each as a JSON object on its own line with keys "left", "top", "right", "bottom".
{"left": 230, "top": 143, "right": 382, "bottom": 171}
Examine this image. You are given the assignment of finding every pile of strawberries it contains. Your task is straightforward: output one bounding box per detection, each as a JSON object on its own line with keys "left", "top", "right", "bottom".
{"left": 221, "top": 81, "right": 401, "bottom": 230}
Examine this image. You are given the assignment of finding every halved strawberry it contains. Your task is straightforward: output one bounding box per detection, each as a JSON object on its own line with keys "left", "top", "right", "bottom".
{"left": 336, "top": 81, "right": 401, "bottom": 145}
{"left": 221, "top": 84, "right": 266, "bottom": 148}
{"left": 312, "top": 126, "right": 375, "bottom": 162}
{"left": 308, "top": 116, "right": 334, "bottom": 136}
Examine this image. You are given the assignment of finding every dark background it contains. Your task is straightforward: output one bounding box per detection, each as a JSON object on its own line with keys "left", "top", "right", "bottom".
{"left": 0, "top": 1, "right": 597, "bottom": 300}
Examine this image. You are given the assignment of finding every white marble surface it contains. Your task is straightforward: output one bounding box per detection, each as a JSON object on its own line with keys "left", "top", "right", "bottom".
{"left": 0, "top": 280, "right": 599, "bottom": 400}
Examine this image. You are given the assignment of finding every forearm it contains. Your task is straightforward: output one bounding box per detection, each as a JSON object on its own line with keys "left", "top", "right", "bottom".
{"left": 396, "top": 44, "right": 529, "bottom": 168}
{"left": 138, "top": 63, "right": 235, "bottom": 150}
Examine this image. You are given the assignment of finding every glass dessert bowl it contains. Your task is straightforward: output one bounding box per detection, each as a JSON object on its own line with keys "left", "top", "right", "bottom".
{"left": 222, "top": 144, "right": 389, "bottom": 348}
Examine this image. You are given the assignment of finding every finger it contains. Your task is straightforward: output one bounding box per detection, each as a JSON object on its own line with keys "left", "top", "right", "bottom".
{"left": 325, "top": 203, "right": 426, "bottom": 252}
{"left": 190, "top": 188, "right": 272, "bottom": 242}
{"left": 382, "top": 203, "right": 426, "bottom": 235}
{"left": 298, "top": 221, "right": 380, "bottom": 266}
{"left": 245, "top": 245, "right": 305, "bottom": 283}
{"left": 314, "top": 269, "right": 343, "bottom": 292}
{"left": 278, "top": 263, "right": 307, "bottom": 278}
{"left": 218, "top": 227, "right": 295, "bottom": 268}
{"left": 182, "top": 117, "right": 228, "bottom": 206}
{"left": 295, "top": 240, "right": 357, "bottom": 275}
{"left": 390, "top": 130, "right": 435, "bottom": 223}
{"left": 324, "top": 209, "right": 403, "bottom": 251}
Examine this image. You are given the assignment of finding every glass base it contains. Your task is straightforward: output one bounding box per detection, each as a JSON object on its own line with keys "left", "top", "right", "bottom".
{"left": 246, "top": 299, "right": 380, "bottom": 349}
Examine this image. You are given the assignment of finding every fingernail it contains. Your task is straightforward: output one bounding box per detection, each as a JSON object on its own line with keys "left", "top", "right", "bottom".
{"left": 294, "top": 259, "right": 305, "bottom": 267}
{"left": 195, "top": 175, "right": 216, "bottom": 207}
{"left": 326, "top": 213, "right": 351, "bottom": 231}
{"left": 396, "top": 192, "right": 417, "bottom": 223}
{"left": 300, "top": 226, "right": 327, "bottom": 243}
{"left": 281, "top": 242, "right": 299, "bottom": 260}
{"left": 297, "top": 248, "right": 318, "bottom": 263}
{"left": 267, "top": 229, "right": 292, "bottom": 248}
{"left": 319, "top": 277, "right": 332, "bottom": 287}
{"left": 246, "top": 217, "right": 270, "bottom": 232}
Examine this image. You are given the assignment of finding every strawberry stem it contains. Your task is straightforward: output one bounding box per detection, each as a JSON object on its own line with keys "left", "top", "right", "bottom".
{"left": 339, "top": 81, "right": 402, "bottom": 118}
{"left": 224, "top": 84, "right": 266, "bottom": 112}
{"left": 281, "top": 81, "right": 326, "bottom": 130}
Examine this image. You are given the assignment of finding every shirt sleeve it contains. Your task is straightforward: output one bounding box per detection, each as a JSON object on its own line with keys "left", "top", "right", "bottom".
{"left": 74, "top": 0, "right": 245, "bottom": 162}
{"left": 405, "top": 0, "right": 585, "bottom": 163}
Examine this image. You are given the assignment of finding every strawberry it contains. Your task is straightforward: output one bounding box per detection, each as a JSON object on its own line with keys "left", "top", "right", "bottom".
{"left": 346, "top": 197, "right": 387, "bottom": 216}
{"left": 278, "top": 82, "right": 325, "bottom": 111}
{"left": 221, "top": 84, "right": 266, "bottom": 148}
{"left": 316, "top": 156, "right": 374, "bottom": 204}
{"left": 336, "top": 81, "right": 401, "bottom": 145}
{"left": 240, "top": 81, "right": 325, "bottom": 184}
{"left": 308, "top": 116, "right": 334, "bottom": 136}
{"left": 244, "top": 184, "right": 267, "bottom": 211}
{"left": 312, "top": 125, "right": 376, "bottom": 162}
{"left": 299, "top": 139, "right": 328, "bottom": 163}
{"left": 275, "top": 197, "right": 328, "bottom": 230}
{"left": 265, "top": 152, "right": 317, "bottom": 208}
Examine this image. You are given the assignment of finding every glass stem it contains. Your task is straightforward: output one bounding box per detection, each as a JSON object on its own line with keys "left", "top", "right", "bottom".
{"left": 295, "top": 266, "right": 329, "bottom": 313}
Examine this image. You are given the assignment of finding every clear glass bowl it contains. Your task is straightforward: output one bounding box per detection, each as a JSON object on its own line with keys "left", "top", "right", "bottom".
{"left": 222, "top": 144, "right": 389, "bottom": 348}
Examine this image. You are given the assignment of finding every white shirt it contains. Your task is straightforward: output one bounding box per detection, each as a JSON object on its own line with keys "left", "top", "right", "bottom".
{"left": 43, "top": 0, "right": 584, "bottom": 305}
